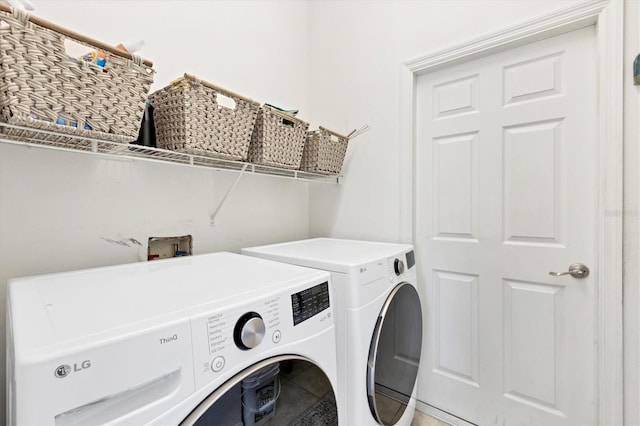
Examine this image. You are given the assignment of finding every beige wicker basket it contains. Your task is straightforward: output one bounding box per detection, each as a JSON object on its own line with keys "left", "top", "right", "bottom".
{"left": 0, "top": 5, "right": 155, "bottom": 143}
{"left": 248, "top": 105, "right": 309, "bottom": 169}
{"left": 300, "top": 127, "right": 349, "bottom": 175}
{"left": 149, "top": 74, "right": 260, "bottom": 160}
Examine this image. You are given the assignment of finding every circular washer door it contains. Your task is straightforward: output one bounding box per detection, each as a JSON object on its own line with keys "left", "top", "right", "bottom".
{"left": 367, "top": 283, "right": 423, "bottom": 425}
{"left": 182, "top": 355, "right": 338, "bottom": 426}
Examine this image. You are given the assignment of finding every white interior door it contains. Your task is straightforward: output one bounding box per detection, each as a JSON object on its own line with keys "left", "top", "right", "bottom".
{"left": 414, "top": 25, "right": 597, "bottom": 425}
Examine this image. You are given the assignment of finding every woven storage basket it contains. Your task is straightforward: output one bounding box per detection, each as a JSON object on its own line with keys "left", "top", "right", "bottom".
{"left": 149, "top": 74, "right": 260, "bottom": 160}
{"left": 300, "top": 127, "right": 349, "bottom": 175}
{"left": 248, "top": 105, "right": 309, "bottom": 169}
{"left": 0, "top": 5, "right": 155, "bottom": 143}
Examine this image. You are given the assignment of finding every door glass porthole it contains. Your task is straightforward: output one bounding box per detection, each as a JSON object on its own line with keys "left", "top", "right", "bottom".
{"left": 367, "top": 283, "right": 423, "bottom": 425}
{"left": 182, "top": 355, "right": 338, "bottom": 426}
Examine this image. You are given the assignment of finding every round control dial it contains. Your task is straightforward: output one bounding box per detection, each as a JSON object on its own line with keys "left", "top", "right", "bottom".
{"left": 394, "top": 258, "right": 405, "bottom": 276}
{"left": 234, "top": 312, "right": 266, "bottom": 350}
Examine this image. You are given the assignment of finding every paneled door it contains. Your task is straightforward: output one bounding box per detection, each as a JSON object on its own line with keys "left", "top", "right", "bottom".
{"left": 414, "top": 26, "right": 597, "bottom": 425}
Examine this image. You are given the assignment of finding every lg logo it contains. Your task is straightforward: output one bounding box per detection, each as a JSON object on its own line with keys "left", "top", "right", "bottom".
{"left": 54, "top": 360, "right": 91, "bottom": 378}
{"left": 54, "top": 365, "right": 70, "bottom": 378}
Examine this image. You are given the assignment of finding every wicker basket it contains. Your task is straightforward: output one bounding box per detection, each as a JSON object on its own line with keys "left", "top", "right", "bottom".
{"left": 0, "top": 5, "right": 155, "bottom": 143}
{"left": 149, "top": 74, "right": 260, "bottom": 160}
{"left": 248, "top": 105, "right": 309, "bottom": 169}
{"left": 300, "top": 127, "right": 349, "bottom": 175}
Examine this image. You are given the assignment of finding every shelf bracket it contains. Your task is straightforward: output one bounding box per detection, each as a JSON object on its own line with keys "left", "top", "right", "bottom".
{"left": 210, "top": 164, "right": 248, "bottom": 226}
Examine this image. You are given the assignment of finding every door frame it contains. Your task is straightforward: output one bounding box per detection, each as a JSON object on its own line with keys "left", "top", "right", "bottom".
{"left": 398, "top": 1, "right": 624, "bottom": 424}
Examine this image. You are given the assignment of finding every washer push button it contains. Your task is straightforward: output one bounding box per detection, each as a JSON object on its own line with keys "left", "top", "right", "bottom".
{"left": 211, "top": 356, "right": 225, "bottom": 372}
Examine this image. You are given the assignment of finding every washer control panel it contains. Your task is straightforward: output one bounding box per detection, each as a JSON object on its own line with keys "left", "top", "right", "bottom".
{"left": 234, "top": 312, "right": 266, "bottom": 350}
{"left": 190, "top": 277, "right": 333, "bottom": 390}
{"left": 204, "top": 298, "right": 279, "bottom": 357}
{"left": 291, "top": 281, "right": 330, "bottom": 326}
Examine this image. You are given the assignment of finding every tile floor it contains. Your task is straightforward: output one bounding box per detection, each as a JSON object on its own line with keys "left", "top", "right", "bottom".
{"left": 375, "top": 392, "right": 450, "bottom": 426}
{"left": 411, "top": 410, "right": 451, "bottom": 426}
{"left": 276, "top": 359, "right": 450, "bottom": 426}
{"left": 277, "top": 359, "right": 335, "bottom": 424}
{"left": 375, "top": 392, "right": 417, "bottom": 424}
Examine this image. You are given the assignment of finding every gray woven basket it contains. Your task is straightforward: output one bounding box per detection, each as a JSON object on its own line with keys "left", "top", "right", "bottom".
{"left": 0, "top": 5, "right": 155, "bottom": 143}
{"left": 149, "top": 74, "right": 260, "bottom": 160}
{"left": 300, "top": 127, "right": 349, "bottom": 175}
{"left": 248, "top": 105, "right": 309, "bottom": 169}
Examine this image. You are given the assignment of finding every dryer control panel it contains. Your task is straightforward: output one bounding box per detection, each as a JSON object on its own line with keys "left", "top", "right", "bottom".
{"left": 406, "top": 249, "right": 416, "bottom": 269}
{"left": 388, "top": 249, "right": 416, "bottom": 279}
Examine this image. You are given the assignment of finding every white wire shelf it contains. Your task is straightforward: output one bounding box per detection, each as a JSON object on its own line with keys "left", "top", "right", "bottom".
{"left": 0, "top": 122, "right": 342, "bottom": 184}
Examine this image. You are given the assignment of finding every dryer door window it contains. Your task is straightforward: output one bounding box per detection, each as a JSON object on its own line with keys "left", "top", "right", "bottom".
{"left": 367, "top": 283, "right": 423, "bottom": 425}
{"left": 181, "top": 356, "right": 337, "bottom": 426}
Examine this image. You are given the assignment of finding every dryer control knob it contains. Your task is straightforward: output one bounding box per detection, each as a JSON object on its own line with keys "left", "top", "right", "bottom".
{"left": 394, "top": 258, "right": 405, "bottom": 276}
{"left": 234, "top": 312, "right": 266, "bottom": 350}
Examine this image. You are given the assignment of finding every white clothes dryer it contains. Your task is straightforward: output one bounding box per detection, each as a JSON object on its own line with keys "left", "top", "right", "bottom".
{"left": 242, "top": 238, "right": 423, "bottom": 426}
{"left": 7, "top": 252, "right": 338, "bottom": 426}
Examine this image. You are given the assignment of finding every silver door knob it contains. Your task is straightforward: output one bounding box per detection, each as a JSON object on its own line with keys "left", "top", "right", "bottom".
{"left": 549, "top": 263, "right": 590, "bottom": 278}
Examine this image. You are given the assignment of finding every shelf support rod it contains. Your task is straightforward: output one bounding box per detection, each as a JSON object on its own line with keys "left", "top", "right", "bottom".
{"left": 210, "top": 164, "right": 249, "bottom": 226}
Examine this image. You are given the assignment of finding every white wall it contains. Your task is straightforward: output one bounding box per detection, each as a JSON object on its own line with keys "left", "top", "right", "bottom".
{"left": 26, "top": 0, "right": 311, "bottom": 105}
{"left": 0, "top": 1, "right": 312, "bottom": 421}
{"left": 307, "top": 0, "right": 638, "bottom": 423}
{"left": 307, "top": 0, "right": 585, "bottom": 241}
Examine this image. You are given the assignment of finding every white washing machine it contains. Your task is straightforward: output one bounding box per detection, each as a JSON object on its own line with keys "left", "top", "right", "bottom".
{"left": 6, "top": 252, "right": 338, "bottom": 425}
{"left": 242, "top": 238, "right": 423, "bottom": 426}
